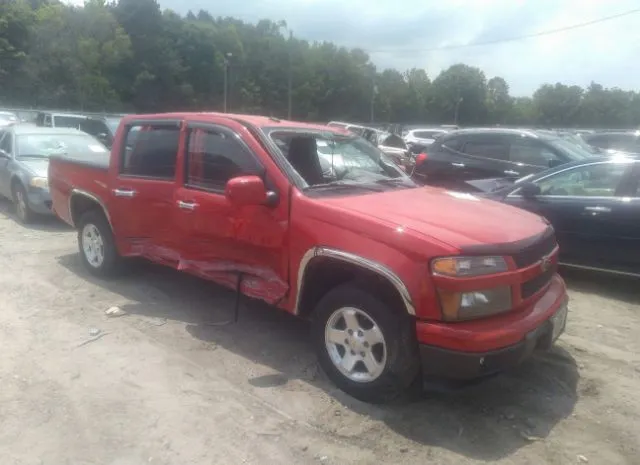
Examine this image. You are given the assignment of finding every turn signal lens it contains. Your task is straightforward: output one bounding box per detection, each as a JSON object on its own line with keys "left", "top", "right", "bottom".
{"left": 438, "top": 286, "right": 512, "bottom": 321}
{"left": 29, "top": 177, "right": 48, "bottom": 189}
{"left": 432, "top": 256, "right": 508, "bottom": 277}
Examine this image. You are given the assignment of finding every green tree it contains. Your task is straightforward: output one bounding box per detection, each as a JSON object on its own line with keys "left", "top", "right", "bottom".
{"left": 429, "top": 64, "right": 488, "bottom": 125}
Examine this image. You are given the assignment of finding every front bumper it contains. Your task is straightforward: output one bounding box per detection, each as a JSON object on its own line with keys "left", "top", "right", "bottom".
{"left": 417, "top": 275, "right": 568, "bottom": 380}
{"left": 27, "top": 188, "right": 53, "bottom": 215}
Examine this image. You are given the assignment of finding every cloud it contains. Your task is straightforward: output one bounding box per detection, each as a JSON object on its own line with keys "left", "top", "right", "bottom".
{"left": 64, "top": 0, "right": 640, "bottom": 96}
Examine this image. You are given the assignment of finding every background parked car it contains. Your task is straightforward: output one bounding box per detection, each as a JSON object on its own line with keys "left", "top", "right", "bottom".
{"left": 404, "top": 127, "right": 449, "bottom": 153}
{"left": 411, "top": 128, "right": 594, "bottom": 190}
{"left": 0, "top": 111, "right": 19, "bottom": 127}
{"left": 479, "top": 155, "right": 640, "bottom": 276}
{"left": 0, "top": 125, "right": 108, "bottom": 223}
{"left": 35, "top": 112, "right": 88, "bottom": 129}
{"left": 580, "top": 131, "right": 640, "bottom": 155}
{"left": 77, "top": 116, "right": 123, "bottom": 148}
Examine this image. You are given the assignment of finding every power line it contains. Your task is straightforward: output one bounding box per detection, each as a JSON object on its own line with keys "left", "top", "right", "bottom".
{"left": 363, "top": 7, "right": 640, "bottom": 54}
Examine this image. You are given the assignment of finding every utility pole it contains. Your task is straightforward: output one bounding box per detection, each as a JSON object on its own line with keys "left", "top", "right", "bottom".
{"left": 287, "top": 30, "right": 293, "bottom": 120}
{"left": 454, "top": 97, "right": 463, "bottom": 125}
{"left": 223, "top": 52, "right": 232, "bottom": 113}
{"left": 370, "top": 82, "right": 378, "bottom": 123}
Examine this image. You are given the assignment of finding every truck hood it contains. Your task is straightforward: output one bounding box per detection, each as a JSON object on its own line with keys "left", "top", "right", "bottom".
{"left": 19, "top": 158, "right": 49, "bottom": 178}
{"left": 323, "top": 186, "right": 548, "bottom": 248}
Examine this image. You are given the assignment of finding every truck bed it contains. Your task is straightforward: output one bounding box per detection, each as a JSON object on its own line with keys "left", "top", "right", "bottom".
{"left": 48, "top": 154, "right": 110, "bottom": 227}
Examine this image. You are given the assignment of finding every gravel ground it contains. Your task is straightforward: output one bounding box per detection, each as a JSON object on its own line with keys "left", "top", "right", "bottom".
{"left": 0, "top": 199, "right": 638, "bottom": 465}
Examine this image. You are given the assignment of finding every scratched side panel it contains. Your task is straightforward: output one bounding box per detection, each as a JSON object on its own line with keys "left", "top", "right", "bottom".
{"left": 172, "top": 187, "right": 289, "bottom": 306}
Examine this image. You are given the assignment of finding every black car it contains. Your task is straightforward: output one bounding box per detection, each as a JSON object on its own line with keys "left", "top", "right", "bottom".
{"left": 480, "top": 155, "right": 640, "bottom": 276}
{"left": 581, "top": 131, "right": 640, "bottom": 155}
{"left": 77, "top": 116, "right": 123, "bottom": 148}
{"left": 411, "top": 128, "right": 593, "bottom": 189}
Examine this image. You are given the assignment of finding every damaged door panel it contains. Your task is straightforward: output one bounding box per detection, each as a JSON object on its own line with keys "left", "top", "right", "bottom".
{"left": 173, "top": 121, "right": 289, "bottom": 305}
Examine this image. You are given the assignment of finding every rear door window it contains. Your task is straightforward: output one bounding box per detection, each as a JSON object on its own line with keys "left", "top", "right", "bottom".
{"left": 461, "top": 136, "right": 509, "bottom": 161}
{"left": 509, "top": 139, "right": 560, "bottom": 166}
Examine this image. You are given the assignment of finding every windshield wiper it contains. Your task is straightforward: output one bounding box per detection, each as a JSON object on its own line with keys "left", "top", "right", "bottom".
{"left": 307, "top": 180, "right": 385, "bottom": 192}
{"left": 375, "top": 178, "right": 417, "bottom": 188}
{"left": 17, "top": 154, "right": 52, "bottom": 159}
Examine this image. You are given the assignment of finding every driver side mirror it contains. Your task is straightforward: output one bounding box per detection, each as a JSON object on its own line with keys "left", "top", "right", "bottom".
{"left": 519, "top": 181, "right": 541, "bottom": 199}
{"left": 225, "top": 175, "right": 278, "bottom": 208}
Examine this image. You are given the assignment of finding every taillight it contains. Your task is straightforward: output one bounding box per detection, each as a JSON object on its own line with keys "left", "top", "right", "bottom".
{"left": 415, "top": 153, "right": 428, "bottom": 166}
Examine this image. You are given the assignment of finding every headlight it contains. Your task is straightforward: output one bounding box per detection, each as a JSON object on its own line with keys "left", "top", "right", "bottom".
{"left": 431, "top": 256, "right": 508, "bottom": 277}
{"left": 438, "top": 286, "right": 512, "bottom": 321}
{"left": 29, "top": 177, "right": 48, "bottom": 189}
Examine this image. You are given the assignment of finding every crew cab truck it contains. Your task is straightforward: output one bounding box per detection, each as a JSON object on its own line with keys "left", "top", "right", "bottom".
{"left": 48, "top": 112, "right": 569, "bottom": 403}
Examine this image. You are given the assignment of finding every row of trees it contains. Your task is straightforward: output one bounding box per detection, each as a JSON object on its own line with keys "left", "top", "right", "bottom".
{"left": 1, "top": 0, "right": 639, "bottom": 128}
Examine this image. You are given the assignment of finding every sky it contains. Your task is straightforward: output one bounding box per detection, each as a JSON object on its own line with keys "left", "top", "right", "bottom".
{"left": 63, "top": 0, "right": 640, "bottom": 96}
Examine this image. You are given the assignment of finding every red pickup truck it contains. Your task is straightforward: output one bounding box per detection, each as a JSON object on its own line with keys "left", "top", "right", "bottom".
{"left": 48, "top": 112, "right": 568, "bottom": 403}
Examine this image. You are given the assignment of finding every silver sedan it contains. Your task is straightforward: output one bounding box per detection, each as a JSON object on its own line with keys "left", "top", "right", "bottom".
{"left": 0, "top": 125, "right": 108, "bottom": 223}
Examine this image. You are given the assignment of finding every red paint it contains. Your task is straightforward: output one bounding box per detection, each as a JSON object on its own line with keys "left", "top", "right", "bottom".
{"left": 49, "top": 111, "right": 568, "bottom": 357}
{"left": 225, "top": 176, "right": 267, "bottom": 207}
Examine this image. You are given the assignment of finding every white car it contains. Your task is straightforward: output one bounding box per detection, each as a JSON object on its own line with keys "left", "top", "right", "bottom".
{"left": 404, "top": 128, "right": 449, "bottom": 148}
{"left": 0, "top": 111, "right": 18, "bottom": 127}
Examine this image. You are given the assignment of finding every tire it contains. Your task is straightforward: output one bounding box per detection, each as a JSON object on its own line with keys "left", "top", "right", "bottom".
{"left": 77, "top": 209, "right": 121, "bottom": 277}
{"left": 12, "top": 182, "right": 34, "bottom": 224}
{"left": 312, "top": 283, "right": 421, "bottom": 403}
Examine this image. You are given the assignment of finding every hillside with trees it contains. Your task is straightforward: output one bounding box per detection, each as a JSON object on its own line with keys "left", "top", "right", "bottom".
{"left": 1, "top": 0, "right": 639, "bottom": 128}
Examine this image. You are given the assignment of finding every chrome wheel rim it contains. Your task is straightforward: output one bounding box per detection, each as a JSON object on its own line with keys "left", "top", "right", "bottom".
{"left": 324, "top": 307, "right": 387, "bottom": 383}
{"left": 82, "top": 224, "right": 105, "bottom": 268}
{"left": 15, "top": 190, "right": 27, "bottom": 220}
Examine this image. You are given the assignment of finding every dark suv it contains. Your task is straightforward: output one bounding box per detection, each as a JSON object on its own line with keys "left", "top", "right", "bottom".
{"left": 581, "top": 131, "right": 640, "bottom": 155}
{"left": 411, "top": 128, "right": 593, "bottom": 189}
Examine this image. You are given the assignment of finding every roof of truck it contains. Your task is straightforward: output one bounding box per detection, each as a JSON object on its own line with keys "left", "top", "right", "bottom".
{"left": 123, "top": 112, "right": 348, "bottom": 133}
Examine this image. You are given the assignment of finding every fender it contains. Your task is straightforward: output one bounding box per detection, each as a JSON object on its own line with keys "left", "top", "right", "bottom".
{"left": 295, "top": 246, "right": 416, "bottom": 316}
{"left": 68, "top": 188, "right": 114, "bottom": 229}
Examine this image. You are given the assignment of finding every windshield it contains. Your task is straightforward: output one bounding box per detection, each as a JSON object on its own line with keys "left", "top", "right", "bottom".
{"left": 53, "top": 116, "right": 87, "bottom": 129}
{"left": 548, "top": 137, "right": 593, "bottom": 160}
{"left": 16, "top": 133, "right": 108, "bottom": 159}
{"left": 268, "top": 129, "right": 415, "bottom": 193}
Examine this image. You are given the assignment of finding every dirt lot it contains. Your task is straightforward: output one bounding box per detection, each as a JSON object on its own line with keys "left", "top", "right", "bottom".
{"left": 0, "top": 200, "right": 638, "bottom": 465}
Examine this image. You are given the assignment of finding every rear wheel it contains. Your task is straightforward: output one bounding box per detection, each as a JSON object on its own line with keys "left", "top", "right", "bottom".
{"left": 12, "top": 183, "right": 34, "bottom": 224}
{"left": 312, "top": 283, "right": 420, "bottom": 403}
{"left": 77, "top": 209, "right": 121, "bottom": 277}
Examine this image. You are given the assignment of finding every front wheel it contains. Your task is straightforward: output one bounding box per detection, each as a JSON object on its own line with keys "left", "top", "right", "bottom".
{"left": 12, "top": 183, "right": 34, "bottom": 224}
{"left": 312, "top": 284, "right": 421, "bottom": 403}
{"left": 77, "top": 210, "right": 121, "bottom": 277}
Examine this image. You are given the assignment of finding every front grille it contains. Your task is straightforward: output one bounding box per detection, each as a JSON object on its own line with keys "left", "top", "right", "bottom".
{"left": 521, "top": 264, "right": 556, "bottom": 299}
{"left": 512, "top": 232, "right": 556, "bottom": 268}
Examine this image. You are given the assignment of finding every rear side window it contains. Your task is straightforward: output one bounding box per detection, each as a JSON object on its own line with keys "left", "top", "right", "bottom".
{"left": 121, "top": 124, "right": 180, "bottom": 179}
{"left": 185, "top": 127, "right": 261, "bottom": 191}
{"left": 509, "top": 139, "right": 559, "bottom": 166}
{"left": 462, "top": 138, "right": 509, "bottom": 161}
{"left": 440, "top": 136, "right": 462, "bottom": 151}
{"left": 413, "top": 131, "right": 443, "bottom": 139}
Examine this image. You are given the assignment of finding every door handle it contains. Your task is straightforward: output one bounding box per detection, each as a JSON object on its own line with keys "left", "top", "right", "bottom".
{"left": 504, "top": 170, "right": 519, "bottom": 176}
{"left": 451, "top": 162, "right": 465, "bottom": 168}
{"left": 113, "top": 188, "right": 137, "bottom": 198}
{"left": 584, "top": 206, "right": 611, "bottom": 213}
{"left": 177, "top": 200, "right": 198, "bottom": 211}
